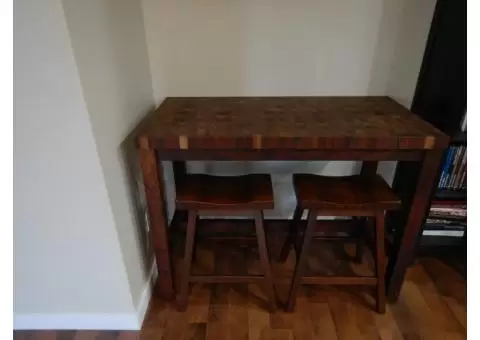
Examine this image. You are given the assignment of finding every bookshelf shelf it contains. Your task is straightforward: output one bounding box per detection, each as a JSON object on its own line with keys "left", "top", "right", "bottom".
{"left": 434, "top": 188, "right": 467, "bottom": 201}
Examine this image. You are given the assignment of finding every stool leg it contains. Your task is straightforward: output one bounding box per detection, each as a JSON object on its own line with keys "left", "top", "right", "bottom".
{"left": 374, "top": 212, "right": 386, "bottom": 314}
{"left": 192, "top": 215, "right": 200, "bottom": 262}
{"left": 285, "top": 210, "right": 316, "bottom": 312}
{"left": 254, "top": 211, "right": 276, "bottom": 312}
{"left": 178, "top": 210, "right": 197, "bottom": 311}
{"left": 355, "top": 217, "right": 366, "bottom": 263}
{"left": 278, "top": 206, "right": 303, "bottom": 263}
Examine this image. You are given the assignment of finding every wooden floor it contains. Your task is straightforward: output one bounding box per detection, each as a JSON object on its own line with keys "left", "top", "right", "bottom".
{"left": 14, "top": 234, "right": 466, "bottom": 340}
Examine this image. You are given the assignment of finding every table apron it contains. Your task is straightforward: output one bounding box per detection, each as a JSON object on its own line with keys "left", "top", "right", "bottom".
{"left": 156, "top": 149, "right": 424, "bottom": 161}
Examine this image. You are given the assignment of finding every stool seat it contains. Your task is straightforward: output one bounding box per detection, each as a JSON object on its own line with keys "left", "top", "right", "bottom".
{"left": 293, "top": 174, "right": 401, "bottom": 211}
{"left": 176, "top": 174, "right": 274, "bottom": 210}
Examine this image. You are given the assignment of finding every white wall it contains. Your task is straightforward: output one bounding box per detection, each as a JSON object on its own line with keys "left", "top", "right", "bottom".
{"left": 387, "top": 0, "right": 437, "bottom": 108}
{"left": 14, "top": 0, "right": 138, "bottom": 328}
{"left": 62, "top": 0, "right": 156, "bottom": 315}
{"left": 143, "top": 0, "right": 398, "bottom": 98}
{"left": 141, "top": 0, "right": 436, "bottom": 219}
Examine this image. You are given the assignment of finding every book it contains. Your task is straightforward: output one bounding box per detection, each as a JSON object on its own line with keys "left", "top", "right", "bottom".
{"left": 460, "top": 168, "right": 467, "bottom": 189}
{"left": 442, "top": 147, "right": 457, "bottom": 188}
{"left": 459, "top": 151, "right": 467, "bottom": 189}
{"left": 424, "top": 218, "right": 466, "bottom": 237}
{"left": 422, "top": 229, "right": 465, "bottom": 237}
{"left": 453, "top": 147, "right": 467, "bottom": 189}
{"left": 448, "top": 146, "right": 464, "bottom": 189}
{"left": 426, "top": 218, "right": 467, "bottom": 226}
{"left": 439, "top": 147, "right": 455, "bottom": 188}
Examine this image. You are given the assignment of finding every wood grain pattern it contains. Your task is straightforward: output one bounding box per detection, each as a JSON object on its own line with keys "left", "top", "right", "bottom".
{"left": 136, "top": 97, "right": 449, "bottom": 151}
{"left": 386, "top": 149, "right": 444, "bottom": 302}
{"left": 13, "top": 231, "right": 466, "bottom": 339}
{"left": 175, "top": 174, "right": 274, "bottom": 210}
{"left": 292, "top": 174, "right": 401, "bottom": 210}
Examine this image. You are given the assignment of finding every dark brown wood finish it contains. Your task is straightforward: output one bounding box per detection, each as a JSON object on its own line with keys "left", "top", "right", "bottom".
{"left": 178, "top": 210, "right": 198, "bottom": 311}
{"left": 157, "top": 149, "right": 424, "bottom": 161}
{"left": 292, "top": 174, "right": 401, "bottom": 210}
{"left": 386, "top": 149, "right": 445, "bottom": 301}
{"left": 285, "top": 210, "right": 317, "bottom": 312}
{"left": 137, "top": 97, "right": 448, "bottom": 151}
{"left": 254, "top": 211, "right": 277, "bottom": 312}
{"left": 375, "top": 212, "right": 387, "bottom": 313}
{"left": 176, "top": 174, "right": 274, "bottom": 210}
{"left": 134, "top": 96, "right": 450, "bottom": 303}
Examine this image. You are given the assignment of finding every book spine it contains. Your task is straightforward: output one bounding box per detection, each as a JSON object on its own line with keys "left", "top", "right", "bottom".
{"left": 449, "top": 146, "right": 464, "bottom": 189}
{"left": 442, "top": 147, "right": 456, "bottom": 188}
{"left": 461, "top": 168, "right": 467, "bottom": 189}
{"left": 447, "top": 147, "right": 459, "bottom": 188}
{"left": 459, "top": 150, "right": 467, "bottom": 189}
{"left": 454, "top": 146, "right": 467, "bottom": 189}
{"left": 439, "top": 147, "right": 453, "bottom": 188}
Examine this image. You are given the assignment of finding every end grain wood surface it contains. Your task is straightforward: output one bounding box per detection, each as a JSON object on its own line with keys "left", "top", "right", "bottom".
{"left": 136, "top": 97, "right": 448, "bottom": 150}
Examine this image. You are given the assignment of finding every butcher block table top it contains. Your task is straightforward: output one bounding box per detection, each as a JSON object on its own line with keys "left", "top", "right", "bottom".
{"left": 136, "top": 96, "right": 449, "bottom": 150}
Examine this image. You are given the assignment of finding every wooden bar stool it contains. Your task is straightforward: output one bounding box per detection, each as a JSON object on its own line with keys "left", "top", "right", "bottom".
{"left": 279, "top": 174, "right": 401, "bottom": 313}
{"left": 175, "top": 174, "right": 276, "bottom": 312}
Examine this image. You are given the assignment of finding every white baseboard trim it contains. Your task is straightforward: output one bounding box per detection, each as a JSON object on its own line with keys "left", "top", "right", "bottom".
{"left": 136, "top": 261, "right": 158, "bottom": 326}
{"left": 14, "top": 264, "right": 158, "bottom": 330}
{"left": 13, "top": 313, "right": 139, "bottom": 330}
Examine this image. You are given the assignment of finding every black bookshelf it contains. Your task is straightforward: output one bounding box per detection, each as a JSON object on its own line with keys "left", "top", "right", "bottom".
{"left": 388, "top": 0, "right": 466, "bottom": 253}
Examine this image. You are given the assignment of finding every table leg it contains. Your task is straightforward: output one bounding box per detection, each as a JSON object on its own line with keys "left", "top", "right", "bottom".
{"left": 385, "top": 149, "right": 443, "bottom": 302}
{"left": 139, "top": 140, "right": 175, "bottom": 299}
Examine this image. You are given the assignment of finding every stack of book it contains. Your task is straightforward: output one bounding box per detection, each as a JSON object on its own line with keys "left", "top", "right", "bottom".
{"left": 437, "top": 145, "right": 467, "bottom": 191}
{"left": 423, "top": 201, "right": 466, "bottom": 238}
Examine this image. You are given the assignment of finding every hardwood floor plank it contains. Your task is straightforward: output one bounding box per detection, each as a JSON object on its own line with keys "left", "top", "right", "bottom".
{"left": 185, "top": 284, "right": 211, "bottom": 324}
{"left": 308, "top": 297, "right": 338, "bottom": 339}
{"left": 205, "top": 284, "right": 230, "bottom": 340}
{"left": 140, "top": 327, "right": 163, "bottom": 340}
{"left": 72, "top": 331, "right": 102, "bottom": 340}
{"left": 420, "top": 258, "right": 467, "bottom": 330}
{"left": 391, "top": 277, "right": 443, "bottom": 340}
{"left": 259, "top": 329, "right": 293, "bottom": 340}
{"left": 54, "top": 331, "right": 77, "bottom": 340}
{"left": 328, "top": 287, "right": 371, "bottom": 340}
{"left": 248, "top": 284, "right": 270, "bottom": 340}
{"left": 116, "top": 331, "right": 140, "bottom": 340}
{"left": 410, "top": 264, "right": 465, "bottom": 336}
{"left": 372, "top": 307, "right": 404, "bottom": 340}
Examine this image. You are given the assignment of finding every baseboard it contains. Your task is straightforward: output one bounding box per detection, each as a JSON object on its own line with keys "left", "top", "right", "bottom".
{"left": 13, "top": 313, "right": 139, "bottom": 330}
{"left": 136, "top": 261, "right": 158, "bottom": 327}
{"left": 14, "top": 264, "right": 159, "bottom": 331}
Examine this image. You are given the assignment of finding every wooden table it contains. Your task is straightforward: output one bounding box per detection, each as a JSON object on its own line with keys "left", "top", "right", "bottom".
{"left": 134, "top": 96, "right": 449, "bottom": 302}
